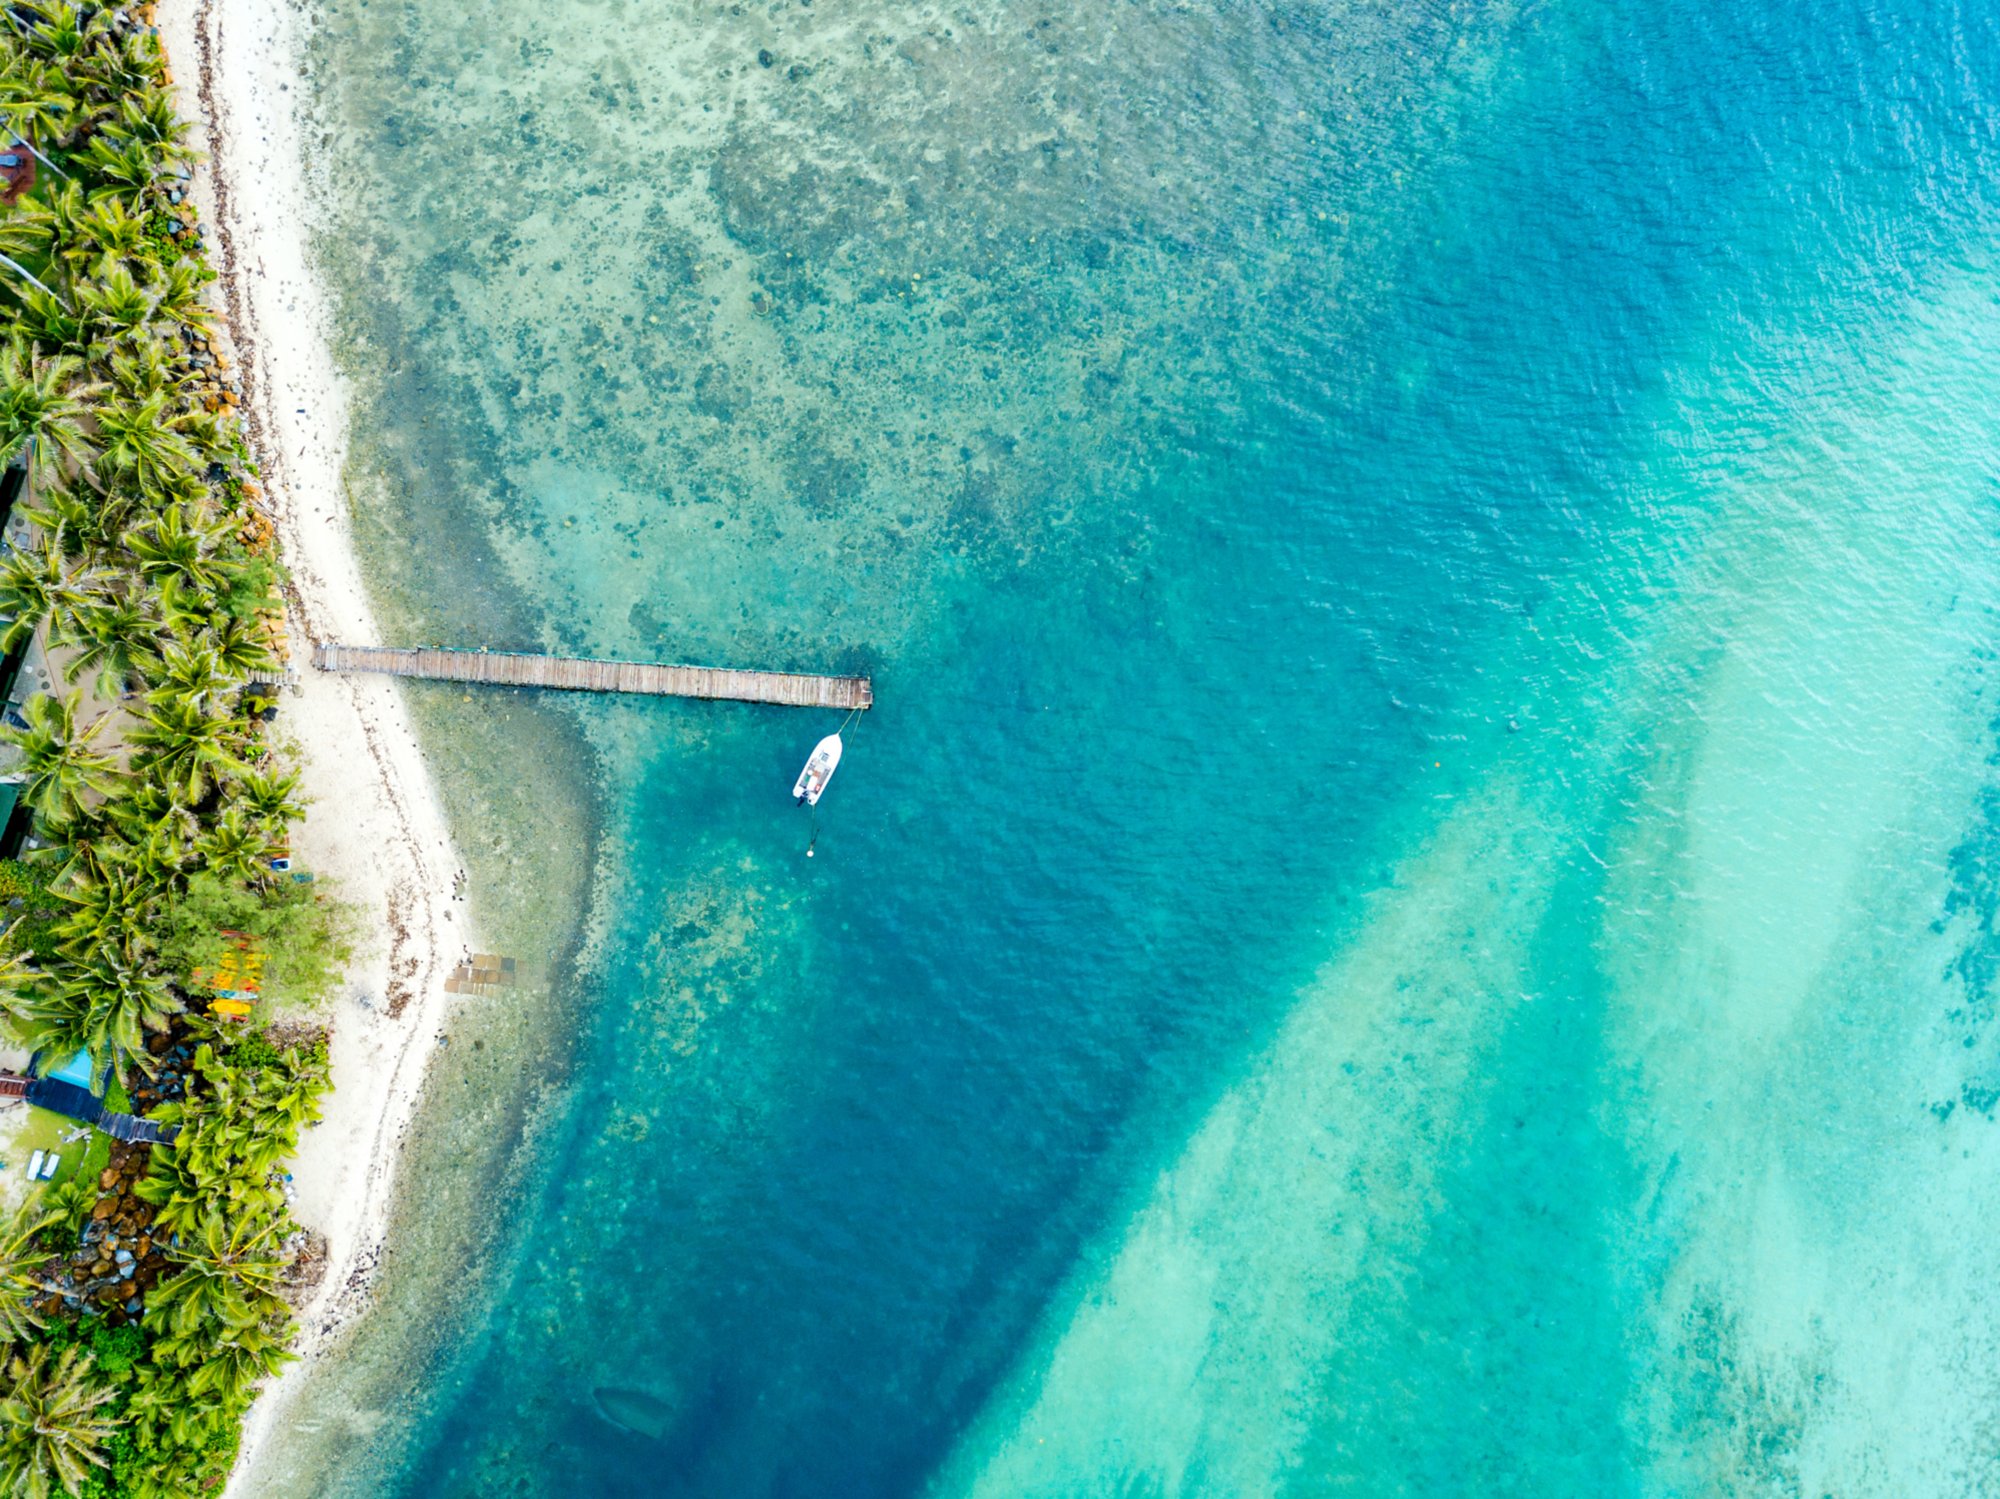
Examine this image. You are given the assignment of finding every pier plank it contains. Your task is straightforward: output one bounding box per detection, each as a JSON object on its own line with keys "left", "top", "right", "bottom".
{"left": 314, "top": 643, "right": 873, "bottom": 710}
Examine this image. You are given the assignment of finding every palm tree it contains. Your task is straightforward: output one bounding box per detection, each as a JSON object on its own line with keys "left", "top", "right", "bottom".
{"left": 10, "top": 288, "right": 100, "bottom": 368}
{"left": 174, "top": 402, "right": 236, "bottom": 460}
{"left": 128, "top": 695, "right": 247, "bottom": 801}
{"left": 127, "top": 502, "right": 239, "bottom": 597}
{"left": 73, "top": 195, "right": 150, "bottom": 271}
{"left": 0, "top": 535, "right": 98, "bottom": 646}
{"left": 180, "top": 1328, "right": 293, "bottom": 1401}
{"left": 145, "top": 1210, "right": 288, "bottom": 1340}
{"left": 195, "top": 806, "right": 272, "bottom": 884}
{"left": 111, "top": 85, "right": 193, "bottom": 159}
{"left": 0, "top": 1343, "right": 115, "bottom": 1499}
{"left": 64, "top": 588, "right": 153, "bottom": 696}
{"left": 150, "top": 259, "right": 216, "bottom": 336}
{"left": 140, "top": 634, "right": 230, "bottom": 709}
{"left": 38, "top": 1174, "right": 96, "bottom": 1237}
{"left": 0, "top": 921, "right": 40, "bottom": 1009}
{"left": 35, "top": 179, "right": 93, "bottom": 267}
{"left": 0, "top": 197, "right": 54, "bottom": 261}
{"left": 147, "top": 571, "right": 210, "bottom": 640}
{"left": 232, "top": 765, "right": 304, "bottom": 829}
{"left": 102, "top": 777, "right": 198, "bottom": 869}
{"left": 76, "top": 20, "right": 165, "bottom": 99}
{"left": 93, "top": 393, "right": 200, "bottom": 495}
{"left": 148, "top": 458, "right": 216, "bottom": 513}
{"left": 73, "top": 131, "right": 166, "bottom": 206}
{"left": 0, "top": 55, "right": 77, "bottom": 167}
{"left": 123, "top": 1364, "right": 235, "bottom": 1485}
{"left": 194, "top": 1043, "right": 323, "bottom": 1165}
{"left": 0, "top": 948, "right": 44, "bottom": 1041}
{"left": 209, "top": 611, "right": 279, "bottom": 679}
{"left": 26, "top": 942, "right": 178, "bottom": 1087}
{"left": 137, "top": 1046, "right": 322, "bottom": 1237}
{"left": 0, "top": 340, "right": 98, "bottom": 487}
{"left": 54, "top": 858, "right": 164, "bottom": 962}
{"left": 1, "top": 691, "right": 120, "bottom": 824}
{"left": 0, "top": 1202, "right": 61, "bottom": 1344}
{"left": 20, "top": 483, "right": 109, "bottom": 561}
{"left": 76, "top": 267, "right": 154, "bottom": 345}
{"left": 23, "top": 2, "right": 114, "bottom": 73}
{"left": 109, "top": 330, "right": 193, "bottom": 402}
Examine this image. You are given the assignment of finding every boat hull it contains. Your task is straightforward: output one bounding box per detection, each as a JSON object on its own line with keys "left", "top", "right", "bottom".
{"left": 793, "top": 732, "right": 844, "bottom": 805}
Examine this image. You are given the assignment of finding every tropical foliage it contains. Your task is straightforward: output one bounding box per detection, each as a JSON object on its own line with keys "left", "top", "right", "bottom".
{"left": 0, "top": 1204, "right": 59, "bottom": 1345}
{"left": 0, "top": 1342, "right": 117, "bottom": 1499}
{"left": 0, "top": 6, "right": 341, "bottom": 1496}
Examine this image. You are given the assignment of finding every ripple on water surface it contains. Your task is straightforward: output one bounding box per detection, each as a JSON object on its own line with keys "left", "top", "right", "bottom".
{"left": 251, "top": 0, "right": 2000, "bottom": 1495}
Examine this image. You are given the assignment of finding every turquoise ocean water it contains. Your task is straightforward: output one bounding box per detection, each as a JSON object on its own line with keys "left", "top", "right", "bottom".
{"left": 248, "top": 0, "right": 2000, "bottom": 1494}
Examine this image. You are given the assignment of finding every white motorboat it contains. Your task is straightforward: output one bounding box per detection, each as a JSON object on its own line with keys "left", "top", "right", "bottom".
{"left": 793, "top": 733, "right": 843, "bottom": 806}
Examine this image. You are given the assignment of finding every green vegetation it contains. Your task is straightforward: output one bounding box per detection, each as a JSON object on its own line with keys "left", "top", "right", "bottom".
{"left": 0, "top": 1343, "right": 117, "bottom": 1499}
{"left": 0, "top": 5, "right": 348, "bottom": 1495}
{"left": 156, "top": 872, "right": 356, "bottom": 1012}
{"left": 0, "top": 1206, "right": 58, "bottom": 1344}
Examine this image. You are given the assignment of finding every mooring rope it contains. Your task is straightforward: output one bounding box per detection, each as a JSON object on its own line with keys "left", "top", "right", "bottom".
{"left": 804, "top": 708, "right": 860, "bottom": 856}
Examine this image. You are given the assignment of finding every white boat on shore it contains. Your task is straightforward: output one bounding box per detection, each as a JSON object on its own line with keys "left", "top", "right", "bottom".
{"left": 793, "top": 733, "right": 843, "bottom": 806}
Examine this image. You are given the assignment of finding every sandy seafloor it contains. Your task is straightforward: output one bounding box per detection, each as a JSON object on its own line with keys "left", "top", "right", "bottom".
{"left": 202, "top": 0, "right": 2000, "bottom": 1495}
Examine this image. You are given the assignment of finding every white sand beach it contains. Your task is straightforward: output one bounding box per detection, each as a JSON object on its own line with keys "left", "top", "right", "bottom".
{"left": 155, "top": 0, "right": 476, "bottom": 1485}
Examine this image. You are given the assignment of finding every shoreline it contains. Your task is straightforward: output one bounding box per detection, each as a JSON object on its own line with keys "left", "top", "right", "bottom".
{"left": 156, "top": 0, "right": 478, "bottom": 1485}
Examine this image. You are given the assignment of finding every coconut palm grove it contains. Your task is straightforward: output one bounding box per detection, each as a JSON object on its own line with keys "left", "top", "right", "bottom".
{"left": 0, "top": 4, "right": 345, "bottom": 1495}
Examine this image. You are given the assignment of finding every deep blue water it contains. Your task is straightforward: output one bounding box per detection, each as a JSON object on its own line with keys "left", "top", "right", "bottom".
{"left": 257, "top": 0, "right": 2000, "bottom": 1494}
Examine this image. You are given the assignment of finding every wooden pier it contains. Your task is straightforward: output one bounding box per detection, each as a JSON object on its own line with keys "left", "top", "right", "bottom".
{"left": 313, "top": 643, "right": 873, "bottom": 710}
